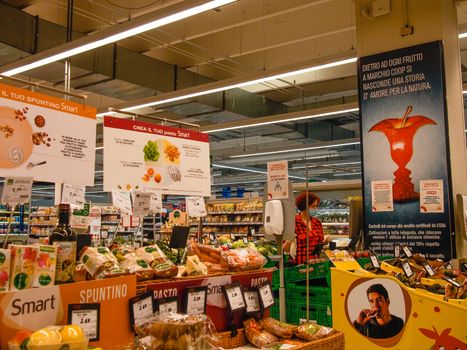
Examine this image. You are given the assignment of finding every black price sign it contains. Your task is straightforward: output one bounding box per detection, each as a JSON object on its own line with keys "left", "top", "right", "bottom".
{"left": 129, "top": 291, "right": 155, "bottom": 328}
{"left": 369, "top": 252, "right": 380, "bottom": 269}
{"left": 443, "top": 277, "right": 462, "bottom": 288}
{"left": 210, "top": 233, "right": 216, "bottom": 244}
{"left": 257, "top": 282, "right": 275, "bottom": 310}
{"left": 243, "top": 237, "right": 249, "bottom": 245}
{"left": 444, "top": 262, "right": 453, "bottom": 270}
{"left": 222, "top": 283, "right": 246, "bottom": 312}
{"left": 68, "top": 304, "right": 100, "bottom": 341}
{"left": 185, "top": 286, "right": 207, "bottom": 315}
{"left": 401, "top": 245, "right": 413, "bottom": 258}
{"left": 423, "top": 263, "right": 436, "bottom": 276}
{"left": 462, "top": 262, "right": 467, "bottom": 272}
{"left": 401, "top": 260, "right": 414, "bottom": 278}
{"left": 394, "top": 245, "right": 400, "bottom": 258}
{"left": 244, "top": 289, "right": 261, "bottom": 314}
{"left": 156, "top": 297, "right": 178, "bottom": 316}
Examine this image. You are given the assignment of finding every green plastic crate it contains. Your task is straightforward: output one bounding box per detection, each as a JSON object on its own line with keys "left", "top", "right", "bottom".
{"left": 272, "top": 269, "right": 280, "bottom": 287}
{"left": 284, "top": 260, "right": 331, "bottom": 284}
{"left": 286, "top": 301, "right": 332, "bottom": 327}
{"left": 287, "top": 283, "right": 332, "bottom": 304}
{"left": 270, "top": 298, "right": 280, "bottom": 320}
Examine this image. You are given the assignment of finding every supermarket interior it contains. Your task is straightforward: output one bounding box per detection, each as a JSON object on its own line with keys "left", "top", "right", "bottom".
{"left": 0, "top": 0, "right": 466, "bottom": 349}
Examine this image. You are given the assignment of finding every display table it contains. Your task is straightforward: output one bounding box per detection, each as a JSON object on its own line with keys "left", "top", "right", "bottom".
{"left": 331, "top": 268, "right": 466, "bottom": 350}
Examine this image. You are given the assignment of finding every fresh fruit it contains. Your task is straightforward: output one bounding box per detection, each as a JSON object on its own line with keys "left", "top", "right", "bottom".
{"left": 59, "top": 325, "right": 85, "bottom": 342}
{"left": 10, "top": 330, "right": 31, "bottom": 345}
{"left": 142, "top": 174, "right": 150, "bottom": 182}
{"left": 29, "top": 327, "right": 62, "bottom": 346}
{"left": 147, "top": 168, "right": 155, "bottom": 176}
{"left": 154, "top": 173, "right": 162, "bottom": 183}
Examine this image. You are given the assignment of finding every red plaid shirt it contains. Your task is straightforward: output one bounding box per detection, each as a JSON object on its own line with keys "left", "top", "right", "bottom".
{"left": 293, "top": 214, "right": 324, "bottom": 265}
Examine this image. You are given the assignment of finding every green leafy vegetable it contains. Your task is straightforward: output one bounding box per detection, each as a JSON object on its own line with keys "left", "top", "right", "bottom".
{"left": 143, "top": 140, "right": 160, "bottom": 161}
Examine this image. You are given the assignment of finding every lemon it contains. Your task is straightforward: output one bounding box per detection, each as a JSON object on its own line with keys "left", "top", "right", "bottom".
{"left": 59, "top": 325, "right": 85, "bottom": 342}
{"left": 28, "top": 328, "right": 61, "bottom": 346}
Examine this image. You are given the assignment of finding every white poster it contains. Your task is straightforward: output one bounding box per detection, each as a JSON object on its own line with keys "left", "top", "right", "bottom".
{"left": 112, "top": 189, "right": 132, "bottom": 215}
{"left": 61, "top": 183, "right": 85, "bottom": 209}
{"left": 149, "top": 192, "right": 163, "bottom": 214}
{"left": 132, "top": 191, "right": 152, "bottom": 218}
{"left": 371, "top": 180, "right": 394, "bottom": 212}
{"left": 420, "top": 179, "right": 444, "bottom": 213}
{"left": 267, "top": 160, "right": 289, "bottom": 199}
{"left": 1, "top": 177, "right": 33, "bottom": 204}
{"left": 186, "top": 196, "right": 207, "bottom": 217}
{"left": 0, "top": 83, "right": 96, "bottom": 186}
{"left": 103, "top": 117, "right": 211, "bottom": 196}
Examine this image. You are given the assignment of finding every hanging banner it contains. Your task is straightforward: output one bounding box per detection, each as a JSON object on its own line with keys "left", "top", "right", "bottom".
{"left": 0, "top": 83, "right": 96, "bottom": 186}
{"left": 103, "top": 117, "right": 211, "bottom": 196}
{"left": 267, "top": 160, "right": 289, "bottom": 200}
{"left": 186, "top": 196, "right": 207, "bottom": 217}
{"left": 358, "top": 41, "right": 453, "bottom": 260}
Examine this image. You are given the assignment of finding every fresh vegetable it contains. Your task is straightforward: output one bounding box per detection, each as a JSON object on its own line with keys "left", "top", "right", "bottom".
{"left": 143, "top": 140, "right": 160, "bottom": 161}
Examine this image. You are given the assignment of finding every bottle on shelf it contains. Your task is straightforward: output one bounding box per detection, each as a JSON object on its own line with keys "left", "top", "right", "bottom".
{"left": 49, "top": 203, "right": 76, "bottom": 283}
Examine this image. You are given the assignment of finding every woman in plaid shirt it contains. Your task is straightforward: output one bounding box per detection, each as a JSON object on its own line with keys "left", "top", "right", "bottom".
{"left": 284, "top": 191, "right": 325, "bottom": 264}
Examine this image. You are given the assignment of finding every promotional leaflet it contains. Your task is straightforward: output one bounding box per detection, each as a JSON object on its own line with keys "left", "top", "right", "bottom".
{"left": 0, "top": 83, "right": 96, "bottom": 186}
{"left": 103, "top": 117, "right": 211, "bottom": 196}
{"left": 267, "top": 160, "right": 289, "bottom": 200}
{"left": 358, "top": 41, "right": 453, "bottom": 259}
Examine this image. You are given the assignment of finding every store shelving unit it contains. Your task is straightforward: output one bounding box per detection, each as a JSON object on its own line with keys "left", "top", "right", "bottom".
{"left": 316, "top": 202, "right": 350, "bottom": 237}
{"left": 142, "top": 214, "right": 163, "bottom": 243}
{"left": 29, "top": 206, "right": 57, "bottom": 241}
{"left": 0, "top": 204, "right": 29, "bottom": 235}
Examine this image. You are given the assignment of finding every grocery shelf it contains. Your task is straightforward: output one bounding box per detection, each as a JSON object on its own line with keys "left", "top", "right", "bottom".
{"left": 316, "top": 208, "right": 349, "bottom": 213}
{"left": 0, "top": 211, "right": 21, "bottom": 214}
{"left": 322, "top": 222, "right": 349, "bottom": 226}
{"left": 203, "top": 222, "right": 263, "bottom": 226}
{"left": 101, "top": 221, "right": 120, "bottom": 225}
{"left": 30, "top": 214, "right": 57, "bottom": 217}
{"left": 29, "top": 223, "right": 55, "bottom": 226}
{"left": 206, "top": 210, "right": 263, "bottom": 215}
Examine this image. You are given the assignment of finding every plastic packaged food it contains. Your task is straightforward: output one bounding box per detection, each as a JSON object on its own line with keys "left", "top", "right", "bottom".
{"left": 9, "top": 245, "right": 38, "bottom": 291}
{"left": 259, "top": 317, "right": 297, "bottom": 339}
{"left": 32, "top": 244, "right": 57, "bottom": 288}
{"left": 188, "top": 241, "right": 222, "bottom": 264}
{"left": 243, "top": 318, "right": 278, "bottom": 348}
{"left": 153, "top": 260, "right": 178, "bottom": 279}
{"left": 136, "top": 244, "right": 169, "bottom": 267}
{"left": 0, "top": 248, "right": 11, "bottom": 292}
{"left": 295, "top": 322, "right": 336, "bottom": 341}
{"left": 79, "top": 246, "right": 126, "bottom": 279}
{"left": 220, "top": 248, "right": 267, "bottom": 272}
{"left": 186, "top": 255, "right": 208, "bottom": 276}
{"left": 8, "top": 325, "right": 88, "bottom": 350}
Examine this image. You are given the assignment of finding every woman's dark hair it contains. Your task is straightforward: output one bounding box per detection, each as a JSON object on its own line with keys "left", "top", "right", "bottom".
{"left": 367, "top": 283, "right": 389, "bottom": 300}
{"left": 295, "top": 191, "right": 320, "bottom": 212}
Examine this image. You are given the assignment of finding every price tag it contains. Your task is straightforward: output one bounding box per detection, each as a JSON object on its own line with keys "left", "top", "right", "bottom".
{"left": 185, "top": 286, "right": 207, "bottom": 315}
{"left": 443, "top": 277, "right": 463, "bottom": 288}
{"left": 230, "top": 233, "right": 236, "bottom": 240}
{"left": 444, "top": 262, "right": 453, "bottom": 270}
{"left": 210, "top": 233, "right": 216, "bottom": 244}
{"left": 67, "top": 304, "right": 100, "bottom": 341}
{"left": 156, "top": 297, "right": 178, "bottom": 316}
{"left": 369, "top": 253, "right": 380, "bottom": 269}
{"left": 222, "top": 283, "right": 246, "bottom": 312}
{"left": 251, "top": 228, "right": 256, "bottom": 235}
{"left": 394, "top": 245, "right": 400, "bottom": 258}
{"left": 243, "top": 237, "right": 249, "bottom": 245}
{"left": 401, "top": 260, "right": 414, "bottom": 278}
{"left": 401, "top": 245, "right": 413, "bottom": 258}
{"left": 112, "top": 189, "right": 132, "bottom": 215}
{"left": 132, "top": 191, "right": 152, "bottom": 218}
{"left": 149, "top": 192, "right": 163, "bottom": 214}
{"left": 129, "top": 291, "right": 155, "bottom": 328}
{"left": 186, "top": 196, "right": 207, "bottom": 217}
{"left": 423, "top": 263, "right": 436, "bottom": 276}
{"left": 1, "top": 177, "right": 33, "bottom": 204}
{"left": 62, "top": 183, "right": 85, "bottom": 209}
{"left": 462, "top": 263, "right": 467, "bottom": 272}
{"left": 257, "top": 282, "right": 275, "bottom": 310}
{"left": 244, "top": 290, "right": 261, "bottom": 314}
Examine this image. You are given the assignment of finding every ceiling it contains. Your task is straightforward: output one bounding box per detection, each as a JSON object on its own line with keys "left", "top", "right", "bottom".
{"left": 0, "top": 0, "right": 466, "bottom": 203}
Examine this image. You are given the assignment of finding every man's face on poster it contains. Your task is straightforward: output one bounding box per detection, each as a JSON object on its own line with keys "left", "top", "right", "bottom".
{"left": 368, "top": 292, "right": 390, "bottom": 318}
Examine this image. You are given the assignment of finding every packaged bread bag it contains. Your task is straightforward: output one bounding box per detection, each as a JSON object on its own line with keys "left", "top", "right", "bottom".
{"left": 79, "top": 246, "right": 126, "bottom": 279}
{"left": 0, "top": 248, "right": 11, "bottom": 292}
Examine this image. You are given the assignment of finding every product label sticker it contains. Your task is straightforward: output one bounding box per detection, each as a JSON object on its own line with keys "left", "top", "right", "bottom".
{"left": 223, "top": 283, "right": 246, "bottom": 312}
{"left": 1, "top": 177, "right": 33, "bottom": 204}
{"left": 68, "top": 303, "right": 100, "bottom": 341}
{"left": 244, "top": 290, "right": 261, "bottom": 314}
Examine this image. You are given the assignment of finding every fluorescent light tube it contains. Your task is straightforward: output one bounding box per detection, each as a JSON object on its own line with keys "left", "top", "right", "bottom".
{"left": 1, "top": 0, "right": 236, "bottom": 76}
{"left": 333, "top": 172, "right": 362, "bottom": 177}
{"left": 291, "top": 161, "right": 361, "bottom": 170}
{"left": 212, "top": 163, "right": 305, "bottom": 179}
{"left": 230, "top": 141, "right": 360, "bottom": 158}
{"left": 459, "top": 32, "right": 467, "bottom": 39}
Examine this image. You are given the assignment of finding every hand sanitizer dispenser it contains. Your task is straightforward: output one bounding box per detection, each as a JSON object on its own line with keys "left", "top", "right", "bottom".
{"left": 264, "top": 200, "right": 284, "bottom": 236}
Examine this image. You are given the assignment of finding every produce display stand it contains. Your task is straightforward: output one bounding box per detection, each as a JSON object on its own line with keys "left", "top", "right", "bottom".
{"left": 331, "top": 268, "right": 466, "bottom": 350}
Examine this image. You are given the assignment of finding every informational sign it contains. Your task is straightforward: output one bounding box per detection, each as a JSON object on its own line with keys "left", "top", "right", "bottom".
{"left": 222, "top": 283, "right": 246, "bottom": 312}
{"left": 186, "top": 196, "right": 207, "bottom": 217}
{"left": 401, "top": 245, "right": 413, "bottom": 258}
{"left": 371, "top": 180, "right": 394, "bottom": 212}
{"left": 185, "top": 286, "right": 207, "bottom": 315}
{"left": 267, "top": 160, "right": 289, "bottom": 199}
{"left": 423, "top": 262, "right": 435, "bottom": 276}
{"left": 112, "top": 189, "right": 132, "bottom": 215}
{"left": 89, "top": 206, "right": 102, "bottom": 238}
{"left": 129, "top": 291, "right": 155, "bottom": 327}
{"left": 103, "top": 117, "right": 211, "bottom": 196}
{"left": 369, "top": 252, "right": 380, "bottom": 269}
{"left": 358, "top": 41, "right": 453, "bottom": 259}
{"left": 1, "top": 176, "right": 33, "bottom": 204}
{"left": 156, "top": 297, "right": 178, "bottom": 316}
{"left": 68, "top": 303, "right": 100, "bottom": 341}
{"left": 420, "top": 180, "right": 444, "bottom": 213}
{"left": 257, "top": 282, "right": 275, "bottom": 310}
{"left": 0, "top": 83, "right": 96, "bottom": 186}
{"left": 150, "top": 192, "right": 163, "bottom": 214}
{"left": 132, "top": 191, "right": 152, "bottom": 218}
{"left": 244, "top": 290, "right": 261, "bottom": 314}
{"left": 401, "top": 260, "right": 414, "bottom": 278}
{"left": 62, "top": 183, "right": 85, "bottom": 209}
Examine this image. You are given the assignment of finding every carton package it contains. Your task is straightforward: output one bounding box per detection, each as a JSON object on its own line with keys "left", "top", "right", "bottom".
{"left": 9, "top": 245, "right": 38, "bottom": 291}
{"left": 0, "top": 248, "right": 11, "bottom": 292}
{"left": 32, "top": 244, "right": 57, "bottom": 288}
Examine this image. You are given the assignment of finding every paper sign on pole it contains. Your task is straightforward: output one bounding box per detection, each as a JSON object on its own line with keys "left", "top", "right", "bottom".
{"left": 62, "top": 183, "right": 85, "bottom": 209}
{"left": 132, "top": 191, "right": 152, "bottom": 218}
{"left": 420, "top": 179, "right": 444, "bottom": 213}
{"left": 112, "top": 189, "right": 132, "bottom": 215}
{"left": 267, "top": 160, "right": 289, "bottom": 199}
{"left": 0, "top": 83, "right": 96, "bottom": 186}
{"left": 150, "top": 192, "right": 163, "bottom": 214}
{"left": 186, "top": 196, "right": 206, "bottom": 217}
{"left": 1, "top": 177, "right": 33, "bottom": 204}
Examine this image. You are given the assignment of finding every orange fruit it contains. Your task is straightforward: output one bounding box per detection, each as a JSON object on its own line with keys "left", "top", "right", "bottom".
{"left": 147, "top": 168, "right": 155, "bottom": 176}
{"left": 154, "top": 173, "right": 162, "bottom": 183}
{"left": 59, "top": 325, "right": 85, "bottom": 342}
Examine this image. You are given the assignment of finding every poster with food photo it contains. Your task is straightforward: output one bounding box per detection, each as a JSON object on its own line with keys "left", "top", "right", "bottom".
{"left": 0, "top": 83, "right": 96, "bottom": 186}
{"left": 103, "top": 117, "right": 211, "bottom": 196}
